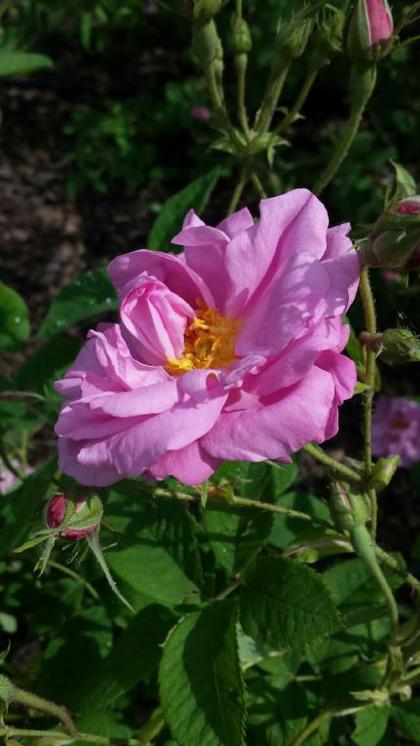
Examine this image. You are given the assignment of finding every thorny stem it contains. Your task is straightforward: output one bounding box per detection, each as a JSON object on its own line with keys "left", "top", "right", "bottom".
{"left": 12, "top": 687, "right": 78, "bottom": 737}
{"left": 0, "top": 727, "right": 149, "bottom": 745}
{"left": 47, "top": 559, "right": 100, "bottom": 600}
{"left": 227, "top": 169, "right": 248, "bottom": 214}
{"left": 291, "top": 705, "right": 364, "bottom": 746}
{"left": 350, "top": 523, "right": 399, "bottom": 635}
{"left": 359, "top": 265, "right": 378, "bottom": 537}
{"left": 234, "top": 0, "right": 250, "bottom": 137}
{"left": 314, "top": 64, "right": 377, "bottom": 195}
{"left": 251, "top": 171, "right": 267, "bottom": 199}
{"left": 302, "top": 443, "right": 362, "bottom": 484}
{"left": 277, "top": 65, "right": 321, "bottom": 134}
{"left": 375, "top": 547, "right": 420, "bottom": 594}
{"left": 153, "top": 487, "right": 334, "bottom": 530}
{"left": 254, "top": 63, "right": 290, "bottom": 134}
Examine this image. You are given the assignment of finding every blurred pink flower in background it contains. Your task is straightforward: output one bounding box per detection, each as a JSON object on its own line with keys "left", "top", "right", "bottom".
{"left": 191, "top": 105, "right": 211, "bottom": 121}
{"left": 0, "top": 460, "right": 33, "bottom": 494}
{"left": 55, "top": 189, "right": 360, "bottom": 486}
{"left": 373, "top": 396, "right": 420, "bottom": 467}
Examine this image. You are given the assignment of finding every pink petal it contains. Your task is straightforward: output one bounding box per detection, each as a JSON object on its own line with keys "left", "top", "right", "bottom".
{"left": 149, "top": 441, "right": 220, "bottom": 484}
{"left": 202, "top": 366, "right": 336, "bottom": 461}
{"left": 119, "top": 280, "right": 193, "bottom": 365}
{"left": 77, "top": 390, "right": 228, "bottom": 478}
{"left": 108, "top": 249, "right": 214, "bottom": 307}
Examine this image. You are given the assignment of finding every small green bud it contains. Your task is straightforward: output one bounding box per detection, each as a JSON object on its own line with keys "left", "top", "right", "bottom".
{"left": 380, "top": 328, "right": 420, "bottom": 365}
{"left": 193, "top": 0, "right": 223, "bottom": 24}
{"left": 330, "top": 482, "right": 355, "bottom": 532}
{"left": 231, "top": 15, "right": 252, "bottom": 55}
{"left": 0, "top": 674, "right": 15, "bottom": 708}
{"left": 274, "top": 14, "right": 313, "bottom": 70}
{"left": 309, "top": 7, "right": 345, "bottom": 65}
{"left": 362, "top": 196, "right": 420, "bottom": 270}
{"left": 192, "top": 19, "right": 224, "bottom": 69}
{"left": 368, "top": 456, "right": 400, "bottom": 491}
{"left": 330, "top": 482, "right": 371, "bottom": 533}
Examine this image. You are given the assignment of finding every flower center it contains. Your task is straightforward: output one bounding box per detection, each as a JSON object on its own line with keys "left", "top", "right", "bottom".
{"left": 166, "top": 303, "right": 241, "bottom": 375}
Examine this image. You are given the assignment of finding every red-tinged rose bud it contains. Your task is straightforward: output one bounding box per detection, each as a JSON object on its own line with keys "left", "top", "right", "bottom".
{"left": 362, "top": 195, "right": 420, "bottom": 270}
{"left": 395, "top": 196, "right": 420, "bottom": 215}
{"left": 45, "top": 493, "right": 102, "bottom": 540}
{"left": 347, "top": 0, "right": 393, "bottom": 61}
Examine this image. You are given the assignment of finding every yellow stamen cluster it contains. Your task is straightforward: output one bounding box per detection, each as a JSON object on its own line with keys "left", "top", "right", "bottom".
{"left": 166, "top": 303, "right": 241, "bottom": 375}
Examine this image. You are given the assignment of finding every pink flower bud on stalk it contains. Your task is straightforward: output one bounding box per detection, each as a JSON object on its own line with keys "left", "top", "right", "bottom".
{"left": 347, "top": 0, "right": 393, "bottom": 61}
{"left": 45, "top": 493, "right": 102, "bottom": 540}
{"left": 362, "top": 196, "right": 420, "bottom": 270}
{"left": 40, "top": 493, "right": 131, "bottom": 611}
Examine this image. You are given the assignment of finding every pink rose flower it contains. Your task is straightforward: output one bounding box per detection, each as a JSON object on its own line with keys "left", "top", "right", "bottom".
{"left": 55, "top": 189, "right": 360, "bottom": 486}
{"left": 373, "top": 396, "right": 420, "bottom": 468}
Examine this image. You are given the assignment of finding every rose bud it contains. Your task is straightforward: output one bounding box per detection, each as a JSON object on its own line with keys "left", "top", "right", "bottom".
{"left": 347, "top": 0, "right": 393, "bottom": 61}
{"left": 362, "top": 196, "right": 420, "bottom": 270}
{"left": 360, "top": 328, "right": 420, "bottom": 365}
{"left": 45, "top": 493, "right": 103, "bottom": 540}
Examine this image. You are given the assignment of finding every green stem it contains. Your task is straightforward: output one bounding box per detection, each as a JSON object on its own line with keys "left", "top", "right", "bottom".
{"left": 291, "top": 708, "right": 337, "bottom": 746}
{"left": 47, "top": 559, "right": 100, "bottom": 600}
{"left": 0, "top": 726, "right": 144, "bottom": 745}
{"left": 235, "top": 48, "right": 250, "bottom": 136}
{"left": 291, "top": 704, "right": 364, "bottom": 746}
{"left": 153, "top": 487, "right": 334, "bottom": 529}
{"left": 314, "top": 64, "right": 377, "bottom": 195}
{"left": 302, "top": 443, "right": 362, "bottom": 485}
{"left": 227, "top": 169, "right": 248, "bottom": 214}
{"left": 251, "top": 171, "right": 267, "bottom": 199}
{"left": 350, "top": 523, "right": 399, "bottom": 635}
{"left": 12, "top": 687, "right": 78, "bottom": 737}
{"left": 359, "top": 265, "right": 378, "bottom": 537}
{"left": 254, "top": 63, "right": 290, "bottom": 134}
{"left": 375, "top": 547, "right": 420, "bottom": 594}
{"left": 277, "top": 65, "right": 320, "bottom": 134}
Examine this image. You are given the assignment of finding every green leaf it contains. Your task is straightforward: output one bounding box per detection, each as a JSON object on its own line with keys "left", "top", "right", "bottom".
{"left": 240, "top": 556, "right": 341, "bottom": 649}
{"left": 391, "top": 160, "right": 417, "bottom": 197}
{"left": 214, "top": 459, "right": 298, "bottom": 500}
{"left": 0, "top": 458, "right": 56, "bottom": 556}
{"left": 204, "top": 503, "right": 273, "bottom": 576}
{"left": 105, "top": 484, "right": 202, "bottom": 606}
{"left": 0, "top": 282, "right": 30, "bottom": 351}
{"left": 75, "top": 603, "right": 175, "bottom": 711}
{"left": 16, "top": 336, "right": 80, "bottom": 391}
{"left": 37, "top": 268, "right": 117, "bottom": 338}
{"left": 269, "top": 490, "right": 330, "bottom": 550}
{"left": 391, "top": 700, "right": 420, "bottom": 741}
{"left": 160, "top": 601, "right": 245, "bottom": 746}
{"left": 36, "top": 605, "right": 113, "bottom": 708}
{"left": 352, "top": 705, "right": 390, "bottom": 746}
{"left": 0, "top": 51, "right": 53, "bottom": 77}
{"left": 74, "top": 710, "right": 133, "bottom": 746}
{"left": 148, "top": 168, "right": 222, "bottom": 251}
{"left": 247, "top": 679, "right": 311, "bottom": 746}
{"left": 204, "top": 461, "right": 298, "bottom": 576}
